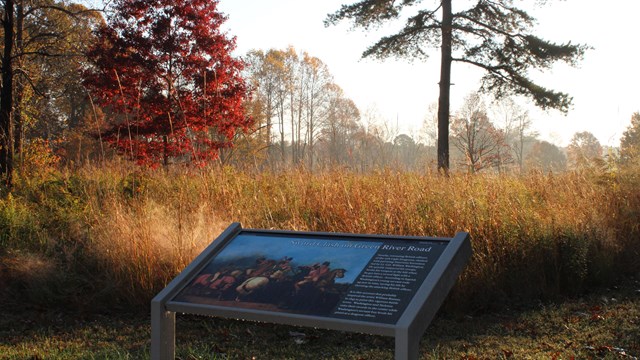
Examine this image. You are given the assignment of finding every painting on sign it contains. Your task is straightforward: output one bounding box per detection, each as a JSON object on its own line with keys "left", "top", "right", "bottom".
{"left": 173, "top": 233, "right": 383, "bottom": 316}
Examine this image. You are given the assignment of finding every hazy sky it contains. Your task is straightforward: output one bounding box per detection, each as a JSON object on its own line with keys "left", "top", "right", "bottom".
{"left": 217, "top": 0, "right": 640, "bottom": 147}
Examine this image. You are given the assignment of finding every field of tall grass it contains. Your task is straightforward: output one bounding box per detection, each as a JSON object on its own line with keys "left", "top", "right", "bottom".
{"left": 1, "top": 162, "right": 639, "bottom": 313}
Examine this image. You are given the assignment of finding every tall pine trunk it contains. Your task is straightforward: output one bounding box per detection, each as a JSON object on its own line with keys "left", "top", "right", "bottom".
{"left": 437, "top": 0, "right": 452, "bottom": 173}
{"left": 1, "top": 0, "right": 14, "bottom": 188}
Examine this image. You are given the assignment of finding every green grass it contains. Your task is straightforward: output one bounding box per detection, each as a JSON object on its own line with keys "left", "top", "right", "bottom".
{"left": 1, "top": 279, "right": 638, "bottom": 359}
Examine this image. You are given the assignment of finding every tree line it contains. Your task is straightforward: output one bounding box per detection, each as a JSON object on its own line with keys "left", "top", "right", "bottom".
{"left": 0, "top": 0, "right": 103, "bottom": 187}
{"left": 1, "top": 0, "right": 639, "bottom": 189}
{"left": 240, "top": 52, "right": 630, "bottom": 174}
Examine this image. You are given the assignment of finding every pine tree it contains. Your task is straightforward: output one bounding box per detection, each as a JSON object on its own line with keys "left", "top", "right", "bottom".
{"left": 326, "top": 0, "right": 587, "bottom": 172}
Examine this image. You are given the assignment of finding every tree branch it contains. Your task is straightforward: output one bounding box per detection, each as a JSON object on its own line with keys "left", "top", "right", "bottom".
{"left": 13, "top": 67, "right": 47, "bottom": 98}
{"left": 24, "top": 4, "right": 104, "bottom": 19}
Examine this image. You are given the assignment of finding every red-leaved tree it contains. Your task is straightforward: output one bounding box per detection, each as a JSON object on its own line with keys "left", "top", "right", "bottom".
{"left": 84, "top": 0, "right": 251, "bottom": 166}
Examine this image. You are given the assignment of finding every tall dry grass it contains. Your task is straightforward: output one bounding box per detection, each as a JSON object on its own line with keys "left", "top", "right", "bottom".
{"left": 199, "top": 167, "right": 640, "bottom": 309}
{"left": 1, "top": 163, "right": 639, "bottom": 311}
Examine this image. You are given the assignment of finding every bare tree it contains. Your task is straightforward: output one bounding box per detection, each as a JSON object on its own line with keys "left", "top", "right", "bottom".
{"left": 320, "top": 83, "right": 360, "bottom": 166}
{"left": 451, "top": 93, "right": 510, "bottom": 173}
{"left": 301, "top": 53, "right": 332, "bottom": 171}
{"left": 419, "top": 102, "right": 438, "bottom": 147}
{"left": 352, "top": 106, "right": 386, "bottom": 171}
{"left": 492, "top": 98, "right": 537, "bottom": 172}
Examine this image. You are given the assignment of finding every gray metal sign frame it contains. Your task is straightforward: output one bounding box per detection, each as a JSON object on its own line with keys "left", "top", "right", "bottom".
{"left": 151, "top": 223, "right": 471, "bottom": 360}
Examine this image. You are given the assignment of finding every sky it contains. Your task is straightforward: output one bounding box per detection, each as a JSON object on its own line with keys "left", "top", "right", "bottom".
{"left": 217, "top": 0, "right": 640, "bottom": 147}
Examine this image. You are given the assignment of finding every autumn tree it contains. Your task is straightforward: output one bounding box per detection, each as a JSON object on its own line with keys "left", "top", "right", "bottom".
{"left": 245, "top": 50, "right": 278, "bottom": 152}
{"left": 526, "top": 140, "right": 566, "bottom": 172}
{"left": 1, "top": 0, "right": 15, "bottom": 186}
{"left": 17, "top": 3, "right": 103, "bottom": 161}
{"left": 451, "top": 93, "right": 509, "bottom": 173}
{"left": 244, "top": 47, "right": 363, "bottom": 170}
{"left": 393, "top": 133, "right": 420, "bottom": 170}
{"left": 246, "top": 48, "right": 303, "bottom": 166}
{"left": 84, "top": 0, "right": 251, "bottom": 166}
{"left": 620, "top": 112, "right": 640, "bottom": 165}
{"left": 567, "top": 131, "right": 602, "bottom": 169}
{"left": 320, "top": 83, "right": 360, "bottom": 166}
{"left": 326, "top": 0, "right": 587, "bottom": 172}
{"left": 245, "top": 48, "right": 297, "bottom": 166}
{"left": 1, "top": 0, "right": 101, "bottom": 187}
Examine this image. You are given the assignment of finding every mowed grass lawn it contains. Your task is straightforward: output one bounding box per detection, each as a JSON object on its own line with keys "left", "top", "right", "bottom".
{"left": 2, "top": 278, "right": 638, "bottom": 359}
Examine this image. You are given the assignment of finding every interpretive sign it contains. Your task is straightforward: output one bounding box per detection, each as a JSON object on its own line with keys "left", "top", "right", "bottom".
{"left": 151, "top": 223, "right": 471, "bottom": 360}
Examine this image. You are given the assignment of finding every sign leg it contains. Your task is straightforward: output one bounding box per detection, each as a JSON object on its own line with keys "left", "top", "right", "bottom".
{"left": 151, "top": 301, "right": 176, "bottom": 360}
{"left": 395, "top": 331, "right": 420, "bottom": 360}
